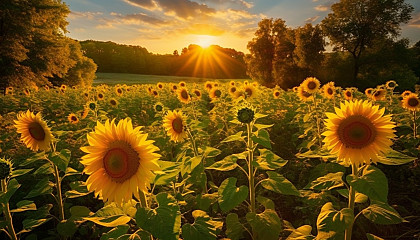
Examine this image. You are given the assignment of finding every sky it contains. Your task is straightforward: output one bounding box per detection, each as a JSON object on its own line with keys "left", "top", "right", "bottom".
{"left": 65, "top": 0, "right": 420, "bottom": 54}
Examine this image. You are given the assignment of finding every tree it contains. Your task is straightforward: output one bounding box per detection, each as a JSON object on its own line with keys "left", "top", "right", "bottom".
{"left": 321, "top": 0, "right": 413, "bottom": 83}
{"left": 0, "top": 0, "right": 96, "bottom": 90}
{"left": 246, "top": 19, "right": 324, "bottom": 89}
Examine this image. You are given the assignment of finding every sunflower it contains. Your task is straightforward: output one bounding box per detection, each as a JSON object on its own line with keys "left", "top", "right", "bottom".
{"left": 243, "top": 85, "right": 257, "bottom": 99}
{"left": 386, "top": 80, "right": 397, "bottom": 89}
{"left": 229, "top": 86, "right": 237, "bottom": 96}
{"left": 152, "top": 90, "right": 159, "bottom": 97}
{"left": 44, "top": 86, "right": 50, "bottom": 91}
{"left": 153, "top": 102, "right": 164, "bottom": 112}
{"left": 192, "top": 89, "right": 202, "bottom": 99}
{"left": 236, "top": 104, "right": 256, "bottom": 124}
{"left": 83, "top": 92, "right": 89, "bottom": 99}
{"left": 109, "top": 98, "right": 118, "bottom": 107}
{"left": 0, "top": 158, "right": 13, "bottom": 180}
{"left": 243, "top": 80, "right": 249, "bottom": 86}
{"left": 171, "top": 84, "right": 178, "bottom": 92}
{"left": 209, "top": 88, "right": 222, "bottom": 100}
{"left": 157, "top": 82, "right": 164, "bottom": 89}
{"left": 365, "top": 88, "right": 374, "bottom": 99}
{"left": 372, "top": 89, "right": 386, "bottom": 101}
{"left": 402, "top": 93, "right": 420, "bottom": 111}
{"left": 323, "top": 100, "right": 395, "bottom": 166}
{"left": 60, "top": 84, "right": 67, "bottom": 90}
{"left": 273, "top": 89, "right": 281, "bottom": 99}
{"left": 229, "top": 81, "right": 235, "bottom": 86}
{"left": 80, "top": 118, "right": 160, "bottom": 203}
{"left": 301, "top": 77, "right": 320, "bottom": 94}
{"left": 115, "top": 87, "right": 123, "bottom": 96}
{"left": 179, "top": 81, "right": 186, "bottom": 88}
{"left": 297, "top": 86, "right": 313, "bottom": 101}
{"left": 204, "top": 81, "right": 213, "bottom": 92}
{"left": 401, "top": 90, "right": 412, "bottom": 98}
{"left": 323, "top": 82, "right": 335, "bottom": 99}
{"left": 177, "top": 88, "right": 191, "bottom": 104}
{"left": 24, "top": 89, "right": 30, "bottom": 96}
{"left": 14, "top": 110, "right": 53, "bottom": 151}
{"left": 343, "top": 89, "right": 353, "bottom": 101}
{"left": 87, "top": 101, "right": 97, "bottom": 111}
{"left": 163, "top": 110, "right": 188, "bottom": 142}
{"left": 252, "top": 82, "right": 258, "bottom": 88}
{"left": 81, "top": 107, "right": 89, "bottom": 119}
{"left": 292, "top": 86, "right": 299, "bottom": 93}
{"left": 68, "top": 113, "right": 79, "bottom": 124}
{"left": 97, "top": 92, "right": 105, "bottom": 101}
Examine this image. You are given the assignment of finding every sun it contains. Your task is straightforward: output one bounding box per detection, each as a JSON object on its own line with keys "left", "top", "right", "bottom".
{"left": 195, "top": 35, "right": 216, "bottom": 48}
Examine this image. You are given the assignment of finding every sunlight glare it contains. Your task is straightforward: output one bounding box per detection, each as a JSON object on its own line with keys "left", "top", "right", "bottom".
{"left": 195, "top": 35, "right": 216, "bottom": 48}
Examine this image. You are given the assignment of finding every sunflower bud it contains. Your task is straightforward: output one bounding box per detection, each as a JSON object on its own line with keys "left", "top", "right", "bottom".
{"left": 237, "top": 107, "right": 255, "bottom": 124}
{"left": 0, "top": 158, "right": 12, "bottom": 180}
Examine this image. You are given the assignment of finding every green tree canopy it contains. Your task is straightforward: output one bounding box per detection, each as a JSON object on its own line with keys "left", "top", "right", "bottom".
{"left": 321, "top": 0, "right": 414, "bottom": 83}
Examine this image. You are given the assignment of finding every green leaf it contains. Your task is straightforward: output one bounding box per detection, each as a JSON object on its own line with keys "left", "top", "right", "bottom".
{"left": 346, "top": 165, "right": 388, "bottom": 202}
{"left": 226, "top": 213, "right": 245, "bottom": 240}
{"left": 10, "top": 168, "right": 33, "bottom": 178}
{"left": 255, "top": 149, "right": 288, "bottom": 170}
{"left": 84, "top": 215, "right": 131, "bottom": 228}
{"left": 308, "top": 163, "right": 346, "bottom": 182}
{"left": 296, "top": 148, "right": 337, "bottom": 159}
{"left": 69, "top": 206, "right": 92, "bottom": 221}
{"left": 20, "top": 152, "right": 46, "bottom": 166}
{"left": 153, "top": 161, "right": 180, "bottom": 185}
{"left": 260, "top": 171, "right": 300, "bottom": 196}
{"left": 182, "top": 210, "right": 219, "bottom": 240}
{"left": 217, "top": 177, "right": 248, "bottom": 212}
{"left": 135, "top": 193, "right": 181, "bottom": 240}
{"left": 377, "top": 149, "right": 416, "bottom": 165}
{"left": 206, "top": 155, "right": 239, "bottom": 172}
{"left": 254, "top": 113, "right": 267, "bottom": 120}
{"left": 10, "top": 200, "right": 36, "bottom": 213}
{"left": 49, "top": 149, "right": 71, "bottom": 172}
{"left": 251, "top": 129, "right": 271, "bottom": 149}
{"left": 362, "top": 201, "right": 404, "bottom": 225}
{"left": 25, "top": 177, "right": 53, "bottom": 199}
{"left": 221, "top": 131, "right": 245, "bottom": 143}
{"left": 33, "top": 163, "right": 53, "bottom": 175}
{"left": 366, "top": 233, "right": 385, "bottom": 240}
{"left": 254, "top": 123, "right": 274, "bottom": 130}
{"left": 336, "top": 189, "right": 368, "bottom": 203}
{"left": 203, "top": 146, "right": 222, "bottom": 158}
{"left": 286, "top": 225, "right": 315, "bottom": 240}
{"left": 196, "top": 193, "right": 217, "bottom": 211}
{"left": 304, "top": 172, "right": 344, "bottom": 191}
{"left": 57, "top": 220, "right": 77, "bottom": 237}
{"left": 256, "top": 195, "right": 275, "bottom": 210}
{"left": 317, "top": 202, "right": 354, "bottom": 233}
{"left": 100, "top": 225, "right": 130, "bottom": 240}
{"left": 22, "top": 218, "right": 50, "bottom": 231}
{"left": 0, "top": 178, "right": 20, "bottom": 204}
{"left": 65, "top": 181, "right": 90, "bottom": 198}
{"left": 246, "top": 209, "right": 282, "bottom": 240}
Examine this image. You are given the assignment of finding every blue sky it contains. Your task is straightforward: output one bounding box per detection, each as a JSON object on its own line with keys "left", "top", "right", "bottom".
{"left": 65, "top": 0, "right": 420, "bottom": 54}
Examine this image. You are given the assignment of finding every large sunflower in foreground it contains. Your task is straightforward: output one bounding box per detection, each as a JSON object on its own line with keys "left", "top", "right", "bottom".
{"left": 80, "top": 118, "right": 160, "bottom": 204}
{"left": 163, "top": 110, "right": 188, "bottom": 142}
{"left": 323, "top": 100, "right": 395, "bottom": 166}
{"left": 14, "top": 110, "right": 53, "bottom": 151}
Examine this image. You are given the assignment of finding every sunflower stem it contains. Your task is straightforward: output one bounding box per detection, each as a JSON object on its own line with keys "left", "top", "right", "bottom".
{"left": 138, "top": 190, "right": 148, "bottom": 208}
{"left": 1, "top": 179, "right": 18, "bottom": 240}
{"left": 246, "top": 123, "right": 256, "bottom": 214}
{"left": 413, "top": 111, "right": 417, "bottom": 139}
{"left": 53, "top": 164, "right": 65, "bottom": 222}
{"left": 345, "top": 163, "right": 358, "bottom": 240}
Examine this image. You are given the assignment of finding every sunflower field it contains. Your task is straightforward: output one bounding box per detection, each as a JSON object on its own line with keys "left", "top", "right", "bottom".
{"left": 0, "top": 78, "right": 419, "bottom": 240}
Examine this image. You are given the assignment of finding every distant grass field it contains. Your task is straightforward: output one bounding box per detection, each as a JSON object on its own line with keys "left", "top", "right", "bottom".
{"left": 94, "top": 72, "right": 249, "bottom": 85}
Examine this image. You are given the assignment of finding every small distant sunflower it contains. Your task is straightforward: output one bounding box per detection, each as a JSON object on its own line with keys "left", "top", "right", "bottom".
{"left": 204, "top": 81, "right": 213, "bottom": 92}
{"left": 24, "top": 89, "right": 30, "bottom": 96}
{"left": 152, "top": 90, "right": 159, "bottom": 97}
{"left": 179, "top": 81, "right": 186, "bottom": 88}
{"left": 297, "top": 86, "right": 313, "bottom": 101}
{"left": 68, "top": 113, "right": 79, "bottom": 124}
{"left": 386, "top": 80, "right": 397, "bottom": 89}
{"left": 243, "top": 85, "right": 257, "bottom": 99}
{"left": 229, "top": 81, "right": 236, "bottom": 86}
{"left": 273, "top": 89, "right": 281, "bottom": 99}
{"left": 209, "top": 88, "right": 222, "bottom": 100}
{"left": 44, "top": 86, "right": 50, "bottom": 91}
{"left": 153, "top": 102, "right": 164, "bottom": 112}
{"left": 163, "top": 110, "right": 187, "bottom": 142}
{"left": 301, "top": 77, "right": 320, "bottom": 94}
{"left": 229, "top": 86, "right": 237, "bottom": 96}
{"left": 0, "top": 158, "right": 13, "bottom": 180}
{"left": 402, "top": 93, "right": 420, "bottom": 111}
{"left": 343, "top": 89, "right": 353, "bottom": 101}
{"left": 109, "top": 98, "right": 118, "bottom": 107}
{"left": 171, "top": 84, "right": 178, "bottom": 92}
{"left": 323, "top": 100, "right": 396, "bottom": 166}
{"left": 177, "top": 88, "right": 191, "bottom": 104}
{"left": 323, "top": 82, "right": 335, "bottom": 99}
{"left": 81, "top": 107, "right": 89, "bottom": 119}
{"left": 292, "top": 86, "right": 299, "bottom": 93}
{"left": 157, "top": 82, "right": 164, "bottom": 89}
{"left": 377, "top": 85, "right": 386, "bottom": 90}
{"left": 365, "top": 88, "right": 374, "bottom": 99}
{"left": 60, "top": 84, "right": 67, "bottom": 90}
{"left": 87, "top": 101, "right": 97, "bottom": 111}
{"left": 252, "top": 82, "right": 258, "bottom": 88}
{"left": 234, "top": 91, "right": 245, "bottom": 100}
{"left": 213, "top": 83, "right": 219, "bottom": 88}
{"left": 97, "top": 92, "right": 105, "bottom": 101}
{"left": 401, "top": 90, "right": 412, "bottom": 98}
{"left": 83, "top": 92, "right": 89, "bottom": 99}
{"left": 372, "top": 89, "right": 386, "bottom": 101}
{"left": 72, "top": 86, "right": 77, "bottom": 90}
{"left": 115, "top": 87, "right": 123, "bottom": 96}
{"left": 192, "top": 89, "right": 202, "bottom": 99}
{"left": 243, "top": 80, "right": 249, "bottom": 86}
{"left": 14, "top": 110, "right": 53, "bottom": 151}
{"left": 80, "top": 118, "right": 161, "bottom": 203}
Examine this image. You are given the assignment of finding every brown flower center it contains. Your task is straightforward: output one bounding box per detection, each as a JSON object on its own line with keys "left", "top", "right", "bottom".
{"left": 230, "top": 87, "right": 237, "bottom": 93}
{"left": 346, "top": 91, "right": 352, "bottom": 97}
{"left": 71, "top": 116, "right": 78, "bottom": 121}
{"left": 275, "top": 91, "right": 280, "bottom": 97}
{"left": 408, "top": 97, "right": 419, "bottom": 107}
{"left": 214, "top": 89, "right": 221, "bottom": 98}
{"left": 181, "top": 89, "right": 189, "bottom": 99}
{"left": 28, "top": 122, "right": 46, "bottom": 141}
{"left": 337, "top": 115, "right": 377, "bottom": 149}
{"left": 103, "top": 141, "right": 139, "bottom": 183}
{"left": 307, "top": 81, "right": 317, "bottom": 90}
{"left": 327, "top": 88, "right": 333, "bottom": 95}
{"left": 172, "top": 117, "right": 183, "bottom": 133}
{"left": 245, "top": 88, "right": 253, "bottom": 97}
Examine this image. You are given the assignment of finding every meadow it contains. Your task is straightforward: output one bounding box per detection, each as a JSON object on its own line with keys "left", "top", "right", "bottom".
{"left": 0, "top": 78, "right": 419, "bottom": 240}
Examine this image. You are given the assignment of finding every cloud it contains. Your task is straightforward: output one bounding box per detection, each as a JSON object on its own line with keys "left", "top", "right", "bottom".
{"left": 120, "top": 13, "right": 167, "bottom": 25}
{"left": 314, "top": 5, "right": 329, "bottom": 11}
{"left": 199, "top": 0, "right": 253, "bottom": 9}
{"left": 122, "top": 0, "right": 158, "bottom": 10}
{"left": 180, "top": 23, "right": 226, "bottom": 35}
{"left": 68, "top": 11, "right": 103, "bottom": 20}
{"left": 305, "top": 16, "right": 320, "bottom": 23}
{"left": 409, "top": 12, "right": 420, "bottom": 28}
